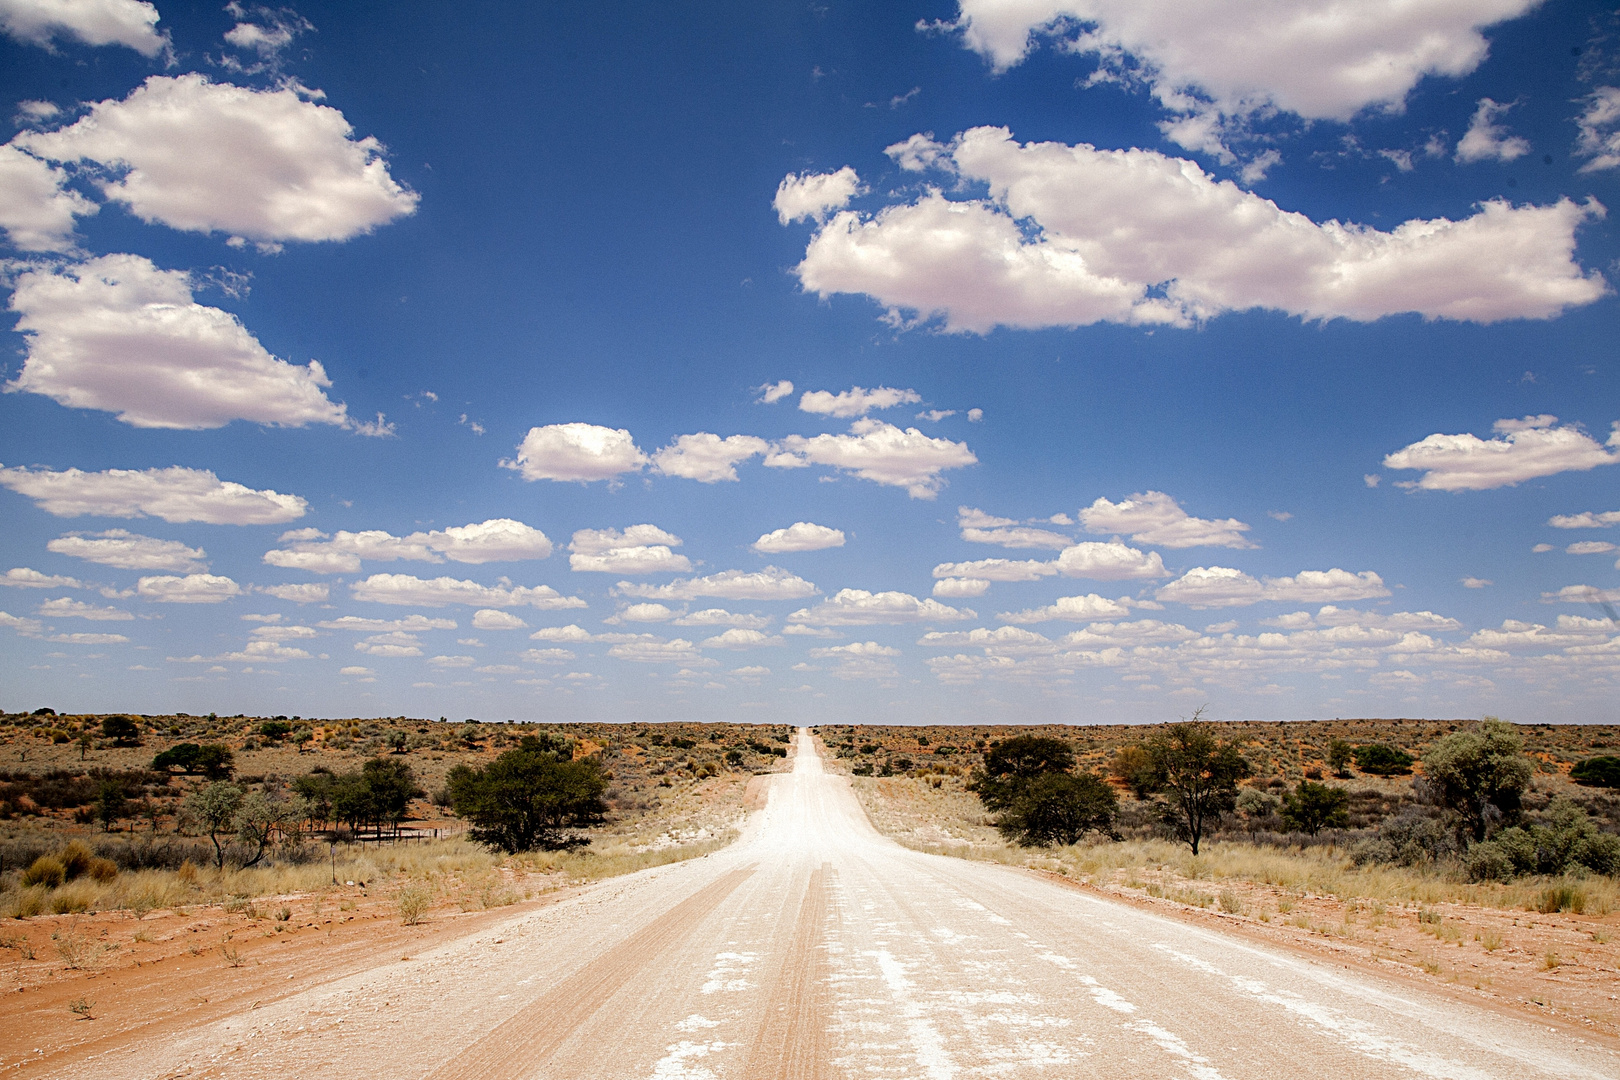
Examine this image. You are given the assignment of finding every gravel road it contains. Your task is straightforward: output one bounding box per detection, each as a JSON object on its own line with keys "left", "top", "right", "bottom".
{"left": 66, "top": 730, "right": 1619, "bottom": 1080}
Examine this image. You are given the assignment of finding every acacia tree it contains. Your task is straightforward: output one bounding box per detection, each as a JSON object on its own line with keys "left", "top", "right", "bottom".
{"left": 448, "top": 736, "right": 608, "bottom": 852}
{"left": 184, "top": 782, "right": 244, "bottom": 869}
{"left": 969, "top": 735, "right": 1115, "bottom": 847}
{"left": 969, "top": 735, "right": 1075, "bottom": 811}
{"left": 995, "top": 772, "right": 1117, "bottom": 847}
{"left": 1145, "top": 710, "right": 1251, "bottom": 855}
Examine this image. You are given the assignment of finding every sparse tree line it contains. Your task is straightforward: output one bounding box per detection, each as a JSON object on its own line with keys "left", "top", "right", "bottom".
{"left": 966, "top": 715, "right": 1620, "bottom": 882}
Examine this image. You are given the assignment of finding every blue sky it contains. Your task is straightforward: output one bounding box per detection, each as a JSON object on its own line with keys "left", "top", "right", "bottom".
{"left": 1, "top": 0, "right": 1618, "bottom": 724}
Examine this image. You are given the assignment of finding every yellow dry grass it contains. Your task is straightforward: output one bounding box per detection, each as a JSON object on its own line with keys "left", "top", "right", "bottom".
{"left": 852, "top": 774, "right": 1620, "bottom": 916}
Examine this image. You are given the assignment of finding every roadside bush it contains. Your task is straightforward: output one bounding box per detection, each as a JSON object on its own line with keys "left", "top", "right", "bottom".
{"left": 1280, "top": 780, "right": 1349, "bottom": 836}
{"left": 1465, "top": 798, "right": 1620, "bottom": 881}
{"left": 1422, "top": 718, "right": 1534, "bottom": 842}
{"left": 1350, "top": 809, "right": 1461, "bottom": 867}
{"left": 1571, "top": 756, "right": 1620, "bottom": 788}
{"left": 995, "top": 772, "right": 1118, "bottom": 847}
{"left": 21, "top": 856, "right": 65, "bottom": 888}
{"left": 1352, "top": 743, "right": 1413, "bottom": 776}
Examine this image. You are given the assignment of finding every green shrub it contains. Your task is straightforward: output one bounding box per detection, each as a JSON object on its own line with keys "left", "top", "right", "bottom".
{"left": 1570, "top": 756, "right": 1620, "bottom": 788}
{"left": 1280, "top": 780, "right": 1349, "bottom": 836}
{"left": 1423, "top": 719, "right": 1534, "bottom": 842}
{"left": 1352, "top": 743, "right": 1413, "bottom": 775}
{"left": 100, "top": 716, "right": 140, "bottom": 746}
{"left": 1464, "top": 798, "right": 1620, "bottom": 880}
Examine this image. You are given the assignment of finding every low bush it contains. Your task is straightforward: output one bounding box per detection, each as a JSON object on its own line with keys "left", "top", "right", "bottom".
{"left": 1280, "top": 780, "right": 1349, "bottom": 836}
{"left": 1350, "top": 809, "right": 1461, "bottom": 867}
{"left": 1571, "top": 756, "right": 1620, "bottom": 788}
{"left": 1353, "top": 743, "right": 1414, "bottom": 776}
{"left": 1464, "top": 798, "right": 1620, "bottom": 881}
{"left": 21, "top": 856, "right": 65, "bottom": 888}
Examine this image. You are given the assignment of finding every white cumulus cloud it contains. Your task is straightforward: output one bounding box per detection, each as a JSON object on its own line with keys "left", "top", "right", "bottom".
{"left": 1079, "top": 491, "right": 1253, "bottom": 548}
{"left": 616, "top": 566, "right": 819, "bottom": 602}
{"left": 996, "top": 593, "right": 1133, "bottom": 624}
{"left": 1055, "top": 541, "right": 1167, "bottom": 580}
{"left": 7, "top": 254, "right": 352, "bottom": 430}
{"left": 568, "top": 525, "right": 691, "bottom": 575}
{"left": 958, "top": 507, "right": 1071, "bottom": 548}
{"left": 349, "top": 574, "right": 586, "bottom": 609}
{"left": 752, "top": 522, "right": 845, "bottom": 553}
{"left": 0, "top": 610, "right": 44, "bottom": 633}
{"left": 0, "top": 464, "right": 307, "bottom": 523}
{"left": 0, "top": 143, "right": 96, "bottom": 251}
{"left": 652, "top": 433, "right": 768, "bottom": 483}
{"left": 798, "top": 385, "right": 921, "bottom": 418}
{"left": 756, "top": 379, "right": 794, "bottom": 404}
{"left": 793, "top": 127, "right": 1606, "bottom": 333}
{"left": 946, "top": 0, "right": 1537, "bottom": 156}
{"left": 789, "top": 588, "right": 972, "bottom": 626}
{"left": 264, "top": 518, "right": 552, "bottom": 573}
{"left": 700, "top": 628, "right": 782, "bottom": 649}
{"left": 933, "top": 578, "right": 990, "bottom": 598}
{"left": 38, "top": 597, "right": 132, "bottom": 620}
{"left": 1549, "top": 510, "right": 1620, "bottom": 529}
{"left": 50, "top": 631, "right": 129, "bottom": 644}
{"left": 919, "top": 626, "right": 1053, "bottom": 653}
{"left": 317, "top": 614, "right": 456, "bottom": 632}
{"left": 1383, "top": 416, "right": 1620, "bottom": 491}
{"left": 672, "top": 608, "right": 770, "bottom": 629}
{"left": 1157, "top": 566, "right": 1389, "bottom": 608}
{"left": 503, "top": 423, "right": 648, "bottom": 483}
{"left": 48, "top": 529, "right": 206, "bottom": 571}
{"left": 607, "top": 638, "right": 714, "bottom": 665}
{"left": 774, "top": 166, "right": 861, "bottom": 224}
{"left": 1455, "top": 98, "right": 1531, "bottom": 164}
{"left": 471, "top": 609, "right": 528, "bottom": 630}
{"left": 2, "top": 567, "right": 83, "bottom": 588}
{"left": 932, "top": 557, "right": 1057, "bottom": 582}
{"left": 764, "top": 419, "right": 976, "bottom": 499}
{"left": 16, "top": 74, "right": 417, "bottom": 244}
{"left": 137, "top": 572, "right": 241, "bottom": 604}
{"left": 0, "top": 0, "right": 167, "bottom": 56}
{"left": 257, "top": 582, "right": 328, "bottom": 603}
{"left": 1576, "top": 87, "right": 1620, "bottom": 173}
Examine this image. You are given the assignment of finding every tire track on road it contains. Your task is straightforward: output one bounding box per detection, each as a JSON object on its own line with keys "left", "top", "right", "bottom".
{"left": 743, "top": 864, "right": 833, "bottom": 1080}
{"left": 425, "top": 864, "right": 756, "bottom": 1080}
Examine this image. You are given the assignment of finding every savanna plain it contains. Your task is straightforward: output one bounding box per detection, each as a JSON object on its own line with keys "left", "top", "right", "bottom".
{"left": 2, "top": 710, "right": 1618, "bottom": 1078}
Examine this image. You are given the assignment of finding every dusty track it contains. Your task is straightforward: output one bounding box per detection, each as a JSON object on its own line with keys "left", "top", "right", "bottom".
{"left": 24, "top": 731, "right": 1620, "bottom": 1079}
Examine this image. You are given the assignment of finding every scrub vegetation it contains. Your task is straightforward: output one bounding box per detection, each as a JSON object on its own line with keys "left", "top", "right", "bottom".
{"left": 0, "top": 710, "right": 793, "bottom": 920}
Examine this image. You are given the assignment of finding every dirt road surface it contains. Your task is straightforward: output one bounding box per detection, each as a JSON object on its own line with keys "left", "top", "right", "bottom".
{"left": 36, "top": 730, "right": 1620, "bottom": 1079}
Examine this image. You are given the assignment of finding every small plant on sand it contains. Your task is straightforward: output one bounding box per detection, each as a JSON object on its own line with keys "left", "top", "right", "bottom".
{"left": 220, "top": 942, "right": 244, "bottom": 967}
{"left": 397, "top": 884, "right": 432, "bottom": 925}
{"left": 52, "top": 928, "right": 104, "bottom": 970}
{"left": 69, "top": 997, "right": 94, "bottom": 1019}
